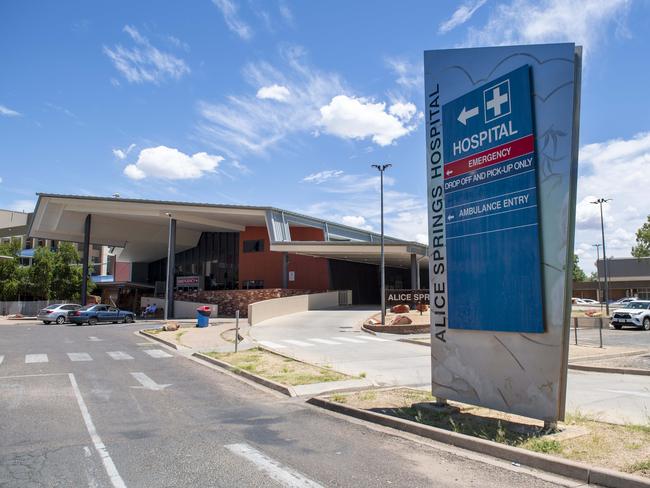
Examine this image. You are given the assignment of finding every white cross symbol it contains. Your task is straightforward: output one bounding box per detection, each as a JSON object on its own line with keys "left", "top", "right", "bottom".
{"left": 486, "top": 86, "right": 509, "bottom": 116}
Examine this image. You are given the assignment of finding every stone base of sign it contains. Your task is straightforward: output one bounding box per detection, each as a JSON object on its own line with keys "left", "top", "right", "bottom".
{"left": 363, "top": 322, "right": 430, "bottom": 335}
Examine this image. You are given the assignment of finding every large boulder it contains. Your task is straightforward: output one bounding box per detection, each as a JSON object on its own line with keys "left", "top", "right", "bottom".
{"left": 416, "top": 303, "right": 430, "bottom": 313}
{"left": 391, "top": 304, "right": 410, "bottom": 314}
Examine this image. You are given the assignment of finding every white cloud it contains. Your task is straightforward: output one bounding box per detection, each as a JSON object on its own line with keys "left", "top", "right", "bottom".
{"left": 197, "top": 46, "right": 346, "bottom": 156}
{"left": 104, "top": 25, "right": 190, "bottom": 84}
{"left": 463, "top": 0, "right": 630, "bottom": 58}
{"left": 302, "top": 170, "right": 343, "bottom": 184}
{"left": 389, "top": 102, "right": 417, "bottom": 121}
{"left": 212, "top": 0, "right": 253, "bottom": 40}
{"left": 319, "top": 95, "right": 417, "bottom": 146}
{"left": 112, "top": 143, "right": 136, "bottom": 160}
{"left": 230, "top": 160, "right": 252, "bottom": 175}
{"left": 123, "top": 146, "right": 223, "bottom": 180}
{"left": 0, "top": 177, "right": 3, "bottom": 184}
{"left": 341, "top": 215, "right": 373, "bottom": 231}
{"left": 279, "top": 1, "right": 294, "bottom": 25}
{"left": 9, "top": 199, "right": 35, "bottom": 213}
{"left": 197, "top": 46, "right": 420, "bottom": 156}
{"left": 0, "top": 105, "right": 21, "bottom": 117}
{"left": 256, "top": 84, "right": 291, "bottom": 102}
{"left": 574, "top": 131, "right": 650, "bottom": 272}
{"left": 439, "top": 0, "right": 488, "bottom": 34}
{"left": 385, "top": 57, "right": 422, "bottom": 91}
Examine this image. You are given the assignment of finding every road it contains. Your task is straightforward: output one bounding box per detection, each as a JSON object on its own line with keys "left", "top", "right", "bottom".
{"left": 0, "top": 322, "right": 576, "bottom": 488}
{"left": 251, "top": 310, "right": 650, "bottom": 424}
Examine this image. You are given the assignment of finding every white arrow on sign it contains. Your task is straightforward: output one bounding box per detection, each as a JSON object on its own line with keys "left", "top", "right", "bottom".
{"left": 447, "top": 214, "right": 454, "bottom": 221}
{"left": 446, "top": 169, "right": 454, "bottom": 176}
{"left": 130, "top": 372, "right": 171, "bottom": 391}
{"left": 457, "top": 106, "right": 479, "bottom": 125}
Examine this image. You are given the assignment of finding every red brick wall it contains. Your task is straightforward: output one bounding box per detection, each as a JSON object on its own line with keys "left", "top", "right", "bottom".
{"left": 175, "top": 288, "right": 324, "bottom": 317}
{"left": 238, "top": 226, "right": 329, "bottom": 290}
{"left": 114, "top": 261, "right": 131, "bottom": 282}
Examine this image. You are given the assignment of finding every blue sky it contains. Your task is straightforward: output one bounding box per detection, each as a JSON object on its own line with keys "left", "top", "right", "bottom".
{"left": 1, "top": 0, "right": 648, "bottom": 272}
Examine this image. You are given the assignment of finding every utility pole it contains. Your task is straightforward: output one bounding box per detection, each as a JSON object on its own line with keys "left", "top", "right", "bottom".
{"left": 371, "top": 163, "right": 392, "bottom": 325}
{"left": 593, "top": 243, "right": 602, "bottom": 308}
{"left": 591, "top": 198, "right": 611, "bottom": 315}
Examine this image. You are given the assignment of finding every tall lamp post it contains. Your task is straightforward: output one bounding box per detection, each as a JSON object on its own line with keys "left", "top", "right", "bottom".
{"left": 591, "top": 198, "right": 611, "bottom": 315}
{"left": 371, "top": 163, "right": 392, "bottom": 325}
{"left": 593, "top": 243, "right": 602, "bottom": 310}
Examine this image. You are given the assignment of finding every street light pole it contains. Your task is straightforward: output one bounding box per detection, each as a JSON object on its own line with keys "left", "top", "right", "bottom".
{"left": 591, "top": 198, "right": 611, "bottom": 315}
{"left": 371, "top": 163, "right": 392, "bottom": 326}
{"left": 593, "top": 243, "right": 602, "bottom": 309}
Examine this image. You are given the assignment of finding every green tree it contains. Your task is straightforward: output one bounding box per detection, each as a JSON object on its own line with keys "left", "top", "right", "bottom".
{"left": 0, "top": 239, "right": 23, "bottom": 300}
{"left": 573, "top": 254, "right": 587, "bottom": 282}
{"left": 632, "top": 215, "right": 650, "bottom": 258}
{"left": 30, "top": 247, "right": 54, "bottom": 299}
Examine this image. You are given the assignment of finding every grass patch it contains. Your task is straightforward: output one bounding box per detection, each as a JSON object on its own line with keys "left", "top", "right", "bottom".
{"left": 204, "top": 348, "right": 351, "bottom": 386}
{"left": 175, "top": 330, "right": 187, "bottom": 345}
{"left": 326, "top": 388, "right": 650, "bottom": 477}
{"left": 142, "top": 328, "right": 163, "bottom": 335}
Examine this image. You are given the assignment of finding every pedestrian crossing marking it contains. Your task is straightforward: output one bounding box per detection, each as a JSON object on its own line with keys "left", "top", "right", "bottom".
{"left": 282, "top": 339, "right": 314, "bottom": 347}
{"left": 358, "top": 336, "right": 391, "bottom": 342}
{"left": 0, "top": 355, "right": 4, "bottom": 365}
{"left": 258, "top": 341, "right": 286, "bottom": 349}
{"left": 307, "top": 338, "right": 341, "bottom": 345}
{"left": 25, "top": 354, "right": 48, "bottom": 363}
{"left": 332, "top": 336, "right": 366, "bottom": 344}
{"left": 67, "top": 353, "right": 93, "bottom": 362}
{"left": 107, "top": 351, "right": 133, "bottom": 361}
{"left": 144, "top": 349, "right": 173, "bottom": 358}
{"left": 88, "top": 336, "right": 102, "bottom": 342}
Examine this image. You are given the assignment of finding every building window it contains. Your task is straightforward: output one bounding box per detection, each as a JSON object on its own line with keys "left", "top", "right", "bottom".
{"left": 243, "top": 239, "right": 264, "bottom": 253}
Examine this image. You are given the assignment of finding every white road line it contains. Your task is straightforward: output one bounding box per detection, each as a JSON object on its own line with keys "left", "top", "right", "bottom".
{"left": 68, "top": 373, "right": 127, "bottom": 488}
{"left": 258, "top": 341, "right": 287, "bottom": 349}
{"left": 68, "top": 353, "right": 93, "bottom": 362}
{"left": 88, "top": 337, "right": 103, "bottom": 342}
{"left": 600, "top": 389, "right": 650, "bottom": 399}
{"left": 0, "top": 355, "right": 4, "bottom": 366}
{"left": 307, "top": 338, "right": 341, "bottom": 345}
{"left": 130, "top": 372, "right": 171, "bottom": 391}
{"left": 225, "top": 443, "right": 323, "bottom": 488}
{"left": 25, "top": 354, "right": 48, "bottom": 363}
{"left": 143, "top": 349, "right": 173, "bottom": 359}
{"left": 106, "top": 351, "right": 133, "bottom": 361}
{"left": 332, "top": 336, "right": 366, "bottom": 344}
{"left": 358, "top": 336, "right": 391, "bottom": 342}
{"left": 282, "top": 340, "right": 314, "bottom": 347}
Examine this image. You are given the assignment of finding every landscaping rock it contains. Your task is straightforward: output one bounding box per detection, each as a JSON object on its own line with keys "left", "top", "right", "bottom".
{"left": 163, "top": 321, "right": 180, "bottom": 331}
{"left": 391, "top": 315, "right": 413, "bottom": 325}
{"left": 416, "top": 303, "right": 430, "bottom": 313}
{"left": 391, "top": 304, "right": 410, "bottom": 314}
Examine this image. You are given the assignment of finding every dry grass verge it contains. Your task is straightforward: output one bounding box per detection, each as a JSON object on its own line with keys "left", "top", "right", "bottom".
{"left": 204, "top": 348, "right": 351, "bottom": 386}
{"left": 328, "top": 388, "right": 650, "bottom": 477}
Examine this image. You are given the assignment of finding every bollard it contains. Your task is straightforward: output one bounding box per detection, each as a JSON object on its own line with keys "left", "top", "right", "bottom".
{"left": 599, "top": 316, "right": 603, "bottom": 348}
{"left": 574, "top": 317, "right": 578, "bottom": 345}
{"left": 235, "top": 310, "right": 239, "bottom": 353}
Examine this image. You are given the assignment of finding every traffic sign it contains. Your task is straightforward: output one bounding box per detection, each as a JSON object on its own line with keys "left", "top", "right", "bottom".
{"left": 442, "top": 65, "right": 544, "bottom": 333}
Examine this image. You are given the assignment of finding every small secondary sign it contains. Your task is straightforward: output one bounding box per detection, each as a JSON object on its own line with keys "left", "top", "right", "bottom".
{"left": 442, "top": 65, "right": 544, "bottom": 333}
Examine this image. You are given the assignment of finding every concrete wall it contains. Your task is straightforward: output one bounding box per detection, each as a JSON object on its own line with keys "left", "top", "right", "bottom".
{"left": 247, "top": 290, "right": 343, "bottom": 325}
{"left": 141, "top": 296, "right": 217, "bottom": 320}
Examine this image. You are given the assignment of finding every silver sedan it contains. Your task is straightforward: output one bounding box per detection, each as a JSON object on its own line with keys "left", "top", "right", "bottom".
{"left": 37, "top": 303, "right": 81, "bottom": 324}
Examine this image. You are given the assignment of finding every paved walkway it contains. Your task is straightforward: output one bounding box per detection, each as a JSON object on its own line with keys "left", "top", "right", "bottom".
{"left": 251, "top": 310, "right": 650, "bottom": 425}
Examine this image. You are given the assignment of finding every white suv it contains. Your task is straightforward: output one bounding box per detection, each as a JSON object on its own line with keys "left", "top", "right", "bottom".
{"left": 610, "top": 300, "right": 650, "bottom": 330}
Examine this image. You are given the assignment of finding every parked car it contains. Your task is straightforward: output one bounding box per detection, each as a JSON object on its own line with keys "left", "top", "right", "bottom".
{"left": 611, "top": 297, "right": 637, "bottom": 307}
{"left": 69, "top": 304, "right": 135, "bottom": 326}
{"left": 610, "top": 300, "right": 650, "bottom": 330}
{"left": 37, "top": 303, "right": 81, "bottom": 324}
{"left": 577, "top": 298, "right": 600, "bottom": 305}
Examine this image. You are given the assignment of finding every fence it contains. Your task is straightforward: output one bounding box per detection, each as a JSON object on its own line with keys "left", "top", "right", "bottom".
{"left": 0, "top": 300, "right": 59, "bottom": 316}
